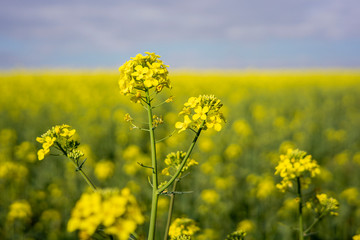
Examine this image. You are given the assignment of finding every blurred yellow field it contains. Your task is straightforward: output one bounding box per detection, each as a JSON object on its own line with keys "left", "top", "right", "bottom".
{"left": 1, "top": 70, "right": 360, "bottom": 239}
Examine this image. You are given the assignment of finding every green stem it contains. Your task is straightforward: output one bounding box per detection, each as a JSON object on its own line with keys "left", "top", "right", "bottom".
{"left": 56, "top": 142, "right": 97, "bottom": 191}
{"left": 146, "top": 89, "right": 159, "bottom": 240}
{"left": 304, "top": 212, "right": 325, "bottom": 235}
{"left": 297, "top": 177, "right": 304, "bottom": 240}
{"left": 157, "top": 123, "right": 204, "bottom": 194}
{"left": 164, "top": 178, "right": 180, "bottom": 240}
{"left": 69, "top": 159, "right": 98, "bottom": 192}
{"left": 77, "top": 165, "right": 97, "bottom": 191}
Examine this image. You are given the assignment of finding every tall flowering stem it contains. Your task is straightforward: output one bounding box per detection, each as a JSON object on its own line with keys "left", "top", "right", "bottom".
{"left": 146, "top": 89, "right": 159, "bottom": 240}
{"left": 118, "top": 53, "right": 225, "bottom": 239}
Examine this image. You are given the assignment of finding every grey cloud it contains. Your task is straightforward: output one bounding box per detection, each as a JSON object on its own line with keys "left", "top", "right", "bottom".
{"left": 0, "top": 0, "right": 359, "bottom": 68}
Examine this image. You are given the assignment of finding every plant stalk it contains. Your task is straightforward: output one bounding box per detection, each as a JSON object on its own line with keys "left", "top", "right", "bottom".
{"left": 297, "top": 177, "right": 304, "bottom": 240}
{"left": 163, "top": 178, "right": 180, "bottom": 240}
{"left": 77, "top": 166, "right": 97, "bottom": 191}
{"left": 146, "top": 90, "right": 159, "bottom": 240}
{"left": 56, "top": 142, "right": 97, "bottom": 191}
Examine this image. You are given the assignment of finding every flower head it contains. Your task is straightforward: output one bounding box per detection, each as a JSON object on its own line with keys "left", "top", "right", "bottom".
{"left": 169, "top": 217, "right": 200, "bottom": 239}
{"left": 67, "top": 188, "right": 144, "bottom": 240}
{"left": 225, "top": 230, "right": 247, "bottom": 240}
{"left": 315, "top": 193, "right": 339, "bottom": 216}
{"left": 176, "top": 95, "right": 225, "bottom": 133}
{"left": 161, "top": 151, "right": 198, "bottom": 176}
{"left": 118, "top": 52, "right": 170, "bottom": 102}
{"left": 36, "top": 124, "right": 79, "bottom": 161}
{"left": 275, "top": 148, "right": 320, "bottom": 192}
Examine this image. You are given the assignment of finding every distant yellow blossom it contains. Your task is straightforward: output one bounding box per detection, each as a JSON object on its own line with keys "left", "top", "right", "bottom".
{"left": 7, "top": 200, "right": 32, "bottom": 222}
{"left": 201, "top": 189, "right": 220, "bottom": 205}
{"left": 340, "top": 187, "right": 359, "bottom": 206}
{"left": 0, "top": 161, "right": 28, "bottom": 182}
{"left": 15, "top": 141, "right": 37, "bottom": 163}
{"left": 169, "top": 217, "right": 200, "bottom": 239}
{"left": 94, "top": 160, "right": 115, "bottom": 180}
{"left": 237, "top": 219, "right": 255, "bottom": 233}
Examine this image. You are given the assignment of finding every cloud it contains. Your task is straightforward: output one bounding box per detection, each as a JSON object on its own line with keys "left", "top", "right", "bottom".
{"left": 0, "top": 0, "right": 359, "bottom": 68}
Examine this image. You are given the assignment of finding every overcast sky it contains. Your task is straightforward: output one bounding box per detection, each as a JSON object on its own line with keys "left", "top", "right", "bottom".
{"left": 1, "top": 0, "right": 359, "bottom": 69}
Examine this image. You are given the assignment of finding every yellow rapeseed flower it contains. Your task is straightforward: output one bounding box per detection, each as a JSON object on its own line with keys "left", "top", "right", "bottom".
{"left": 275, "top": 148, "right": 320, "bottom": 192}
{"left": 176, "top": 95, "right": 225, "bottom": 133}
{"left": 316, "top": 193, "right": 339, "bottom": 216}
{"left": 36, "top": 124, "right": 78, "bottom": 161}
{"left": 67, "top": 188, "right": 144, "bottom": 240}
{"left": 175, "top": 115, "right": 192, "bottom": 133}
{"left": 161, "top": 151, "right": 198, "bottom": 176}
{"left": 118, "top": 52, "right": 170, "bottom": 102}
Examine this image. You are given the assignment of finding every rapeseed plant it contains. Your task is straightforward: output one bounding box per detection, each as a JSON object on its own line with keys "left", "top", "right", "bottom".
{"left": 33, "top": 52, "right": 225, "bottom": 240}
{"left": 117, "top": 53, "right": 225, "bottom": 240}
{"left": 275, "top": 148, "right": 339, "bottom": 239}
{"left": 36, "top": 124, "right": 96, "bottom": 191}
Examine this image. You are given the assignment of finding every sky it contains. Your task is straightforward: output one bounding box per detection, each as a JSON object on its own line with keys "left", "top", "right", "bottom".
{"left": 1, "top": 0, "right": 360, "bottom": 70}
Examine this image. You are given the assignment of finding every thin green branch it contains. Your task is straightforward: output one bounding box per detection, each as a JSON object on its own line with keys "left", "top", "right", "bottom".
{"left": 304, "top": 212, "right": 326, "bottom": 235}
{"left": 157, "top": 122, "right": 204, "bottom": 194}
{"left": 55, "top": 142, "right": 97, "bottom": 191}
{"left": 297, "top": 177, "right": 304, "bottom": 240}
{"left": 156, "top": 130, "right": 176, "bottom": 143}
{"left": 163, "top": 178, "right": 179, "bottom": 240}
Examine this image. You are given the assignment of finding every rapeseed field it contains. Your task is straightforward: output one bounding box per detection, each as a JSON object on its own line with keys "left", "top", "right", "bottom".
{"left": 1, "top": 68, "right": 360, "bottom": 239}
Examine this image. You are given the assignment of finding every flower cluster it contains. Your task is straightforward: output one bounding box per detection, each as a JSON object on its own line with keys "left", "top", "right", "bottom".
{"left": 118, "top": 52, "right": 170, "bottom": 102}
{"left": 176, "top": 95, "right": 225, "bottom": 133}
{"left": 67, "top": 188, "right": 144, "bottom": 240}
{"left": 7, "top": 200, "right": 32, "bottom": 222}
{"left": 225, "top": 230, "right": 247, "bottom": 240}
{"left": 168, "top": 217, "right": 200, "bottom": 239}
{"left": 36, "top": 124, "right": 77, "bottom": 160}
{"left": 315, "top": 193, "right": 339, "bottom": 216}
{"left": 275, "top": 149, "right": 320, "bottom": 192}
{"left": 161, "top": 151, "right": 198, "bottom": 176}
